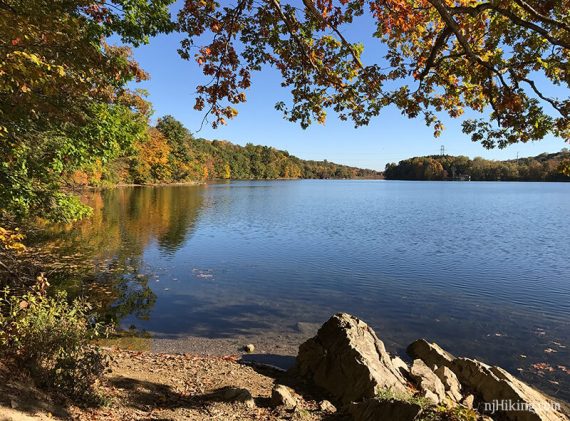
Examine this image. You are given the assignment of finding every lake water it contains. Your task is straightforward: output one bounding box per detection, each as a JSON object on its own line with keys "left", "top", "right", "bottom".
{"left": 46, "top": 181, "right": 570, "bottom": 400}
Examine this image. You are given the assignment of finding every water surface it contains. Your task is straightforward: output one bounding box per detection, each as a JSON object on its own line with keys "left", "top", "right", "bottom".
{"left": 46, "top": 181, "right": 570, "bottom": 400}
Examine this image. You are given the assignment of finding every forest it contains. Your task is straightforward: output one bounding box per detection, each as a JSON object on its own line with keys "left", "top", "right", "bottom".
{"left": 384, "top": 151, "right": 570, "bottom": 181}
{"left": 69, "top": 115, "right": 382, "bottom": 189}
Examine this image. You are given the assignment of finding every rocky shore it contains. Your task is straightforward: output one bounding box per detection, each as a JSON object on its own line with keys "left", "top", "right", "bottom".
{"left": 1, "top": 313, "right": 568, "bottom": 420}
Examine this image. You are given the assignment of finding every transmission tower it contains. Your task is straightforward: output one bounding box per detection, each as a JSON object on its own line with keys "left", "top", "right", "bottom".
{"left": 440, "top": 145, "right": 446, "bottom": 156}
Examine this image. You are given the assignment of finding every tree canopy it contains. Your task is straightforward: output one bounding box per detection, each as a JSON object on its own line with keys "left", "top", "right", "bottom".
{"left": 0, "top": 0, "right": 174, "bottom": 221}
{"left": 179, "top": 0, "right": 569, "bottom": 146}
{"left": 69, "top": 115, "right": 381, "bottom": 185}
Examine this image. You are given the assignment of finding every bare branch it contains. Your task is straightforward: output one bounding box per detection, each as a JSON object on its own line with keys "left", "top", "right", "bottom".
{"left": 522, "top": 77, "right": 568, "bottom": 117}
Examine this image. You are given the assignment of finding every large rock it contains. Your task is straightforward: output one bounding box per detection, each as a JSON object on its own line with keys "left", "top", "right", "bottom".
{"left": 349, "top": 398, "right": 422, "bottom": 421}
{"left": 409, "top": 359, "right": 446, "bottom": 404}
{"left": 452, "top": 358, "right": 567, "bottom": 421}
{"left": 407, "top": 339, "right": 455, "bottom": 370}
{"left": 296, "top": 313, "right": 410, "bottom": 404}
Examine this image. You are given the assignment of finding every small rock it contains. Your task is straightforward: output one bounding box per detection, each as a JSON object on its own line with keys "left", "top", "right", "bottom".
{"left": 319, "top": 400, "right": 336, "bottom": 413}
{"left": 461, "top": 394, "right": 475, "bottom": 409}
{"left": 244, "top": 344, "right": 255, "bottom": 353}
{"left": 391, "top": 356, "right": 410, "bottom": 377}
{"left": 407, "top": 339, "right": 455, "bottom": 370}
{"left": 271, "top": 384, "right": 296, "bottom": 409}
{"left": 221, "top": 387, "right": 255, "bottom": 408}
{"left": 410, "top": 359, "right": 446, "bottom": 404}
{"left": 434, "top": 365, "right": 462, "bottom": 402}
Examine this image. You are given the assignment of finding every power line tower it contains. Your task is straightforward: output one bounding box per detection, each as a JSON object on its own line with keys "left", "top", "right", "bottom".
{"left": 440, "top": 145, "right": 446, "bottom": 156}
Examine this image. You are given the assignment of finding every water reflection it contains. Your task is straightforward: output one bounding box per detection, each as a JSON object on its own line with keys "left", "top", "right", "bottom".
{"left": 41, "top": 185, "right": 205, "bottom": 323}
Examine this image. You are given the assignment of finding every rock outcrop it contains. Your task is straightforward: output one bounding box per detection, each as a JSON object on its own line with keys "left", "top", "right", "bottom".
{"left": 295, "top": 313, "right": 410, "bottom": 404}
{"left": 452, "top": 358, "right": 567, "bottom": 421}
{"left": 294, "top": 315, "right": 568, "bottom": 421}
{"left": 406, "top": 340, "right": 567, "bottom": 421}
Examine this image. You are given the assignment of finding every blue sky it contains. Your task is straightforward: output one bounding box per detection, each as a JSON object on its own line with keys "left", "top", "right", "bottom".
{"left": 129, "top": 3, "right": 568, "bottom": 171}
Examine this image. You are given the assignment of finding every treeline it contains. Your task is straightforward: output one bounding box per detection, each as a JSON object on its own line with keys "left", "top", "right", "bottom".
{"left": 384, "top": 151, "right": 570, "bottom": 181}
{"left": 69, "top": 115, "right": 381, "bottom": 187}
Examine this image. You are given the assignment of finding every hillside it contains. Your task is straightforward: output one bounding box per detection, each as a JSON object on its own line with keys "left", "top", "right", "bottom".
{"left": 69, "top": 116, "right": 381, "bottom": 188}
{"left": 384, "top": 150, "right": 570, "bottom": 181}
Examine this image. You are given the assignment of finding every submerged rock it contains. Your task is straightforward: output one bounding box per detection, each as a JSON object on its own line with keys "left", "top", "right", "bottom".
{"left": 296, "top": 313, "right": 410, "bottom": 404}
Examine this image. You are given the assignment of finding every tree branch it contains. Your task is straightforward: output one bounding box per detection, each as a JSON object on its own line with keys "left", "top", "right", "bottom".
{"left": 426, "top": 0, "right": 509, "bottom": 88}
{"left": 513, "top": 0, "right": 570, "bottom": 33}
{"left": 451, "top": 3, "right": 570, "bottom": 50}
{"left": 417, "top": 27, "right": 452, "bottom": 81}
{"left": 522, "top": 77, "right": 568, "bottom": 117}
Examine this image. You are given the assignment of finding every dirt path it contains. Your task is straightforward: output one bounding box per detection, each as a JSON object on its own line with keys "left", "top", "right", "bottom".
{"left": 1, "top": 350, "right": 342, "bottom": 421}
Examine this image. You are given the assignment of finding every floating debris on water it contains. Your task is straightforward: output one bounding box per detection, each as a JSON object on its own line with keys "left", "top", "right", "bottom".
{"left": 531, "top": 362, "right": 555, "bottom": 373}
{"left": 192, "top": 268, "right": 214, "bottom": 280}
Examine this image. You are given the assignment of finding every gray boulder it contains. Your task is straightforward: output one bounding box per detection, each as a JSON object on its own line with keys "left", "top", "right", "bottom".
{"left": 296, "top": 313, "right": 410, "bottom": 404}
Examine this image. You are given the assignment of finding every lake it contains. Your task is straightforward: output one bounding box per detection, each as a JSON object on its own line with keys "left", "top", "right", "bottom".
{"left": 45, "top": 180, "right": 570, "bottom": 400}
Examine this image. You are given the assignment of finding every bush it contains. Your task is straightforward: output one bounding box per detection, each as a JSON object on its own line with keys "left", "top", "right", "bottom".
{"left": 0, "top": 283, "right": 109, "bottom": 405}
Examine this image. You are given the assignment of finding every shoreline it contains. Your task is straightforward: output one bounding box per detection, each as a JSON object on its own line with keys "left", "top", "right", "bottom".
{"left": 4, "top": 315, "right": 569, "bottom": 421}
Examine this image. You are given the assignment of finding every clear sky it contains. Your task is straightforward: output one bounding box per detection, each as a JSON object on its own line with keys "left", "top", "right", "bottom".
{"left": 129, "top": 3, "right": 568, "bottom": 171}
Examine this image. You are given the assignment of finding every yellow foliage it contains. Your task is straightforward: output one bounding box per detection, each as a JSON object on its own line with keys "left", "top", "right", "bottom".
{"left": 0, "top": 227, "right": 26, "bottom": 252}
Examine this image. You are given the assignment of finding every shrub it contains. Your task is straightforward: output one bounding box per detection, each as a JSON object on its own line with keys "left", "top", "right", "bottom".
{"left": 0, "top": 284, "right": 109, "bottom": 405}
{"left": 375, "top": 389, "right": 479, "bottom": 421}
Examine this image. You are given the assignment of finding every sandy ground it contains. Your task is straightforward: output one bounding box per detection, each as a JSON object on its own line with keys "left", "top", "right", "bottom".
{"left": 0, "top": 349, "right": 343, "bottom": 421}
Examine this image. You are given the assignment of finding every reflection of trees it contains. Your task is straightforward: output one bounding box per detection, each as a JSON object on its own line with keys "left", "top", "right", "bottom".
{"left": 37, "top": 186, "right": 204, "bottom": 325}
